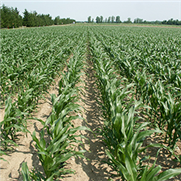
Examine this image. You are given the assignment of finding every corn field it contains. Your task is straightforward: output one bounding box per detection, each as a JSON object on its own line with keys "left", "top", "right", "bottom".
{"left": 0, "top": 25, "right": 181, "bottom": 180}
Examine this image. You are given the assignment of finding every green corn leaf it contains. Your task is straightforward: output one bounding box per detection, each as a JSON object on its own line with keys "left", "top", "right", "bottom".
{"left": 68, "top": 126, "right": 91, "bottom": 135}
{"left": 146, "top": 165, "right": 162, "bottom": 181}
{"left": 21, "top": 162, "right": 31, "bottom": 181}
{"left": 155, "top": 168, "right": 181, "bottom": 181}
{"left": 125, "top": 150, "right": 137, "bottom": 181}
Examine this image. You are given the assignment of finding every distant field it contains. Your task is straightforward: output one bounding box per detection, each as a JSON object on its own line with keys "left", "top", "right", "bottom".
{"left": 74, "top": 23, "right": 181, "bottom": 28}
{"left": 1, "top": 22, "right": 180, "bottom": 30}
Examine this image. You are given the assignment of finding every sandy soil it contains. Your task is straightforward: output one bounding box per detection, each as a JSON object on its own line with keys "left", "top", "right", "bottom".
{"left": 0, "top": 60, "right": 115, "bottom": 181}
{"left": 0, "top": 75, "right": 60, "bottom": 181}
{"left": 62, "top": 61, "right": 120, "bottom": 181}
{"left": 0, "top": 60, "right": 180, "bottom": 180}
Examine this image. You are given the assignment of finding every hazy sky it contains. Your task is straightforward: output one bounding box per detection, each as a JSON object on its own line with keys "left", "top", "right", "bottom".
{"left": 1, "top": 0, "right": 181, "bottom": 22}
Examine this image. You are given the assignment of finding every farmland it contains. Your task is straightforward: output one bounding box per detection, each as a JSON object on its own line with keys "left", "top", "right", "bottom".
{"left": 0, "top": 25, "right": 181, "bottom": 180}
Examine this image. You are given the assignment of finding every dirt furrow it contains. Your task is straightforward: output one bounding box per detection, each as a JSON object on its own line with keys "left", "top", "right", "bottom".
{"left": 62, "top": 61, "right": 118, "bottom": 181}
{"left": 0, "top": 58, "right": 118, "bottom": 181}
{"left": 0, "top": 76, "right": 60, "bottom": 181}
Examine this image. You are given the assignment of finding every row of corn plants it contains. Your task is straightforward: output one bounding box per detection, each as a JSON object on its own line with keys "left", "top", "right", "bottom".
{"left": 0, "top": 27, "right": 83, "bottom": 102}
{"left": 91, "top": 26, "right": 181, "bottom": 153}
{"left": 88, "top": 29, "right": 181, "bottom": 180}
{"left": 0, "top": 27, "right": 85, "bottom": 159}
{"left": 1, "top": 25, "right": 180, "bottom": 179}
{"left": 21, "top": 33, "right": 91, "bottom": 180}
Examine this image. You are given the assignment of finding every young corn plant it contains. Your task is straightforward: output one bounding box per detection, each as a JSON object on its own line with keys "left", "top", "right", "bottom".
{"left": 21, "top": 85, "right": 89, "bottom": 180}
{"left": 104, "top": 102, "right": 181, "bottom": 181}
{"left": 89, "top": 34, "right": 181, "bottom": 180}
{"left": 30, "top": 122, "right": 89, "bottom": 180}
{"left": 161, "top": 92, "right": 181, "bottom": 149}
{"left": 0, "top": 97, "right": 28, "bottom": 151}
{"left": 134, "top": 69, "right": 154, "bottom": 103}
{"left": 143, "top": 80, "right": 181, "bottom": 150}
{"left": 21, "top": 41, "right": 90, "bottom": 180}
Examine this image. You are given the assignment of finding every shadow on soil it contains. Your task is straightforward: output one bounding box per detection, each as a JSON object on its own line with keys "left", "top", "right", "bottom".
{"left": 73, "top": 61, "right": 119, "bottom": 181}
{"left": 143, "top": 135, "right": 181, "bottom": 181}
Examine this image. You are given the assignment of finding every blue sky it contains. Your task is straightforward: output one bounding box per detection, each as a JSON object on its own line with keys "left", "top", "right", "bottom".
{"left": 1, "top": 0, "right": 181, "bottom": 22}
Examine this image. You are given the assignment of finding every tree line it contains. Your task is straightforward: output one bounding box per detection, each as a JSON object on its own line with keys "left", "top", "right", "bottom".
{"left": 88, "top": 16, "right": 122, "bottom": 23}
{"left": 88, "top": 16, "right": 181, "bottom": 25}
{"left": 0, "top": 5, "right": 76, "bottom": 28}
{"left": 134, "top": 18, "right": 181, "bottom": 25}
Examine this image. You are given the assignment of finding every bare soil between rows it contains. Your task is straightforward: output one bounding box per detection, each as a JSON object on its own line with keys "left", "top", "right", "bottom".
{"left": 0, "top": 76, "right": 60, "bottom": 181}
{"left": 0, "top": 60, "right": 181, "bottom": 180}
{"left": 0, "top": 60, "right": 117, "bottom": 181}
{"left": 62, "top": 61, "right": 120, "bottom": 181}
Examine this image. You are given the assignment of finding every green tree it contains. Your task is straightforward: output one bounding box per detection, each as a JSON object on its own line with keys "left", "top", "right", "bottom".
{"left": 0, "top": 5, "right": 23, "bottom": 28}
{"left": 116, "top": 16, "right": 121, "bottom": 23}
{"left": 127, "top": 17, "right": 132, "bottom": 23}
{"left": 167, "top": 18, "right": 173, "bottom": 25}
{"left": 100, "top": 16, "right": 103, "bottom": 23}
{"left": 54, "top": 16, "right": 61, "bottom": 25}
{"left": 23, "top": 9, "right": 29, "bottom": 26}
{"left": 23, "top": 9, "right": 54, "bottom": 27}
{"left": 59, "top": 17, "right": 76, "bottom": 25}
{"left": 15, "top": 7, "right": 22, "bottom": 27}
{"left": 111, "top": 16, "right": 115, "bottom": 23}
{"left": 96, "top": 16, "right": 100, "bottom": 23}
{"left": 88, "top": 16, "right": 91, "bottom": 23}
{"left": 134, "top": 18, "right": 143, "bottom": 24}
{"left": 108, "top": 17, "right": 111, "bottom": 23}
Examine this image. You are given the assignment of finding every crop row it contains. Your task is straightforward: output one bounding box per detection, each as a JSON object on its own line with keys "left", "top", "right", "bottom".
{"left": 0, "top": 26, "right": 85, "bottom": 160}
{"left": 90, "top": 26, "right": 181, "bottom": 150}
{"left": 1, "top": 25, "right": 181, "bottom": 180}
{"left": 88, "top": 27, "right": 181, "bottom": 180}
{"left": 1, "top": 27, "right": 84, "bottom": 102}
{"left": 0, "top": 26, "right": 80, "bottom": 157}
{"left": 21, "top": 33, "right": 91, "bottom": 180}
